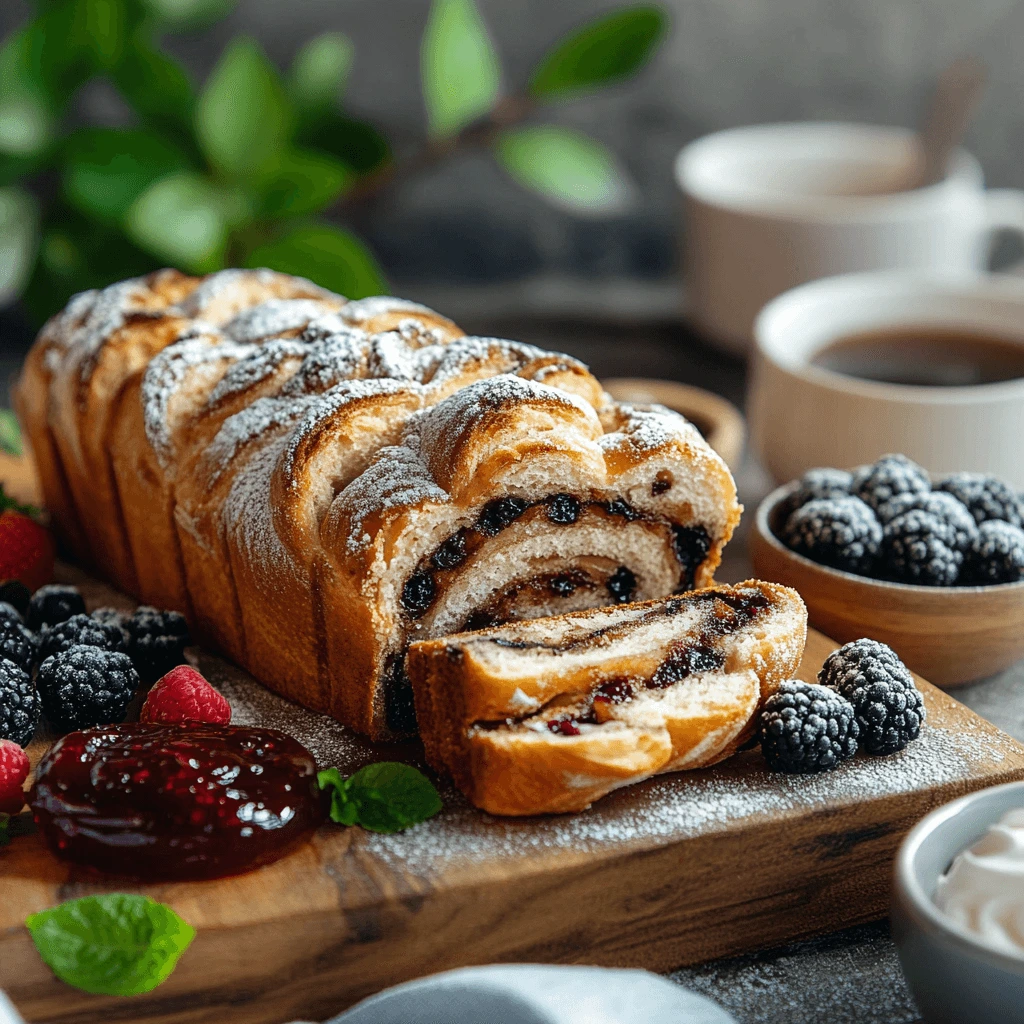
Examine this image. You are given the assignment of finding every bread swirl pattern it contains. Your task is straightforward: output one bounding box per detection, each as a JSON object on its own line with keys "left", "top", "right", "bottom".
{"left": 407, "top": 581, "right": 807, "bottom": 814}
{"left": 17, "top": 269, "right": 742, "bottom": 739}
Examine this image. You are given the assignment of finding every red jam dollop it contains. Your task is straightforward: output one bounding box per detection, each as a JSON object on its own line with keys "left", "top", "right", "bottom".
{"left": 31, "top": 723, "right": 324, "bottom": 881}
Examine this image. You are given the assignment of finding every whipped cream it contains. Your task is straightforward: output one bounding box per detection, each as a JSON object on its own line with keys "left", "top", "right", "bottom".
{"left": 935, "top": 808, "right": 1024, "bottom": 958}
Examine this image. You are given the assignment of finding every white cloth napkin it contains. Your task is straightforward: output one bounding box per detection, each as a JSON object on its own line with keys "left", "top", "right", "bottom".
{"left": 323, "top": 965, "right": 735, "bottom": 1024}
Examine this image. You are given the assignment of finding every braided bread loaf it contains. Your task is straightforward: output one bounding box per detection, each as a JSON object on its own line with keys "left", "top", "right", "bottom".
{"left": 16, "top": 269, "right": 741, "bottom": 739}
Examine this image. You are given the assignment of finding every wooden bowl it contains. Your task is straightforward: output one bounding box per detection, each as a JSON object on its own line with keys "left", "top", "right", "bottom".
{"left": 602, "top": 377, "right": 745, "bottom": 470}
{"left": 750, "top": 483, "right": 1024, "bottom": 687}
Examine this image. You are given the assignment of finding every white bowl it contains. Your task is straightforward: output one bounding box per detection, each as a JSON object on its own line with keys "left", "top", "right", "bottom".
{"left": 893, "top": 781, "right": 1024, "bottom": 1023}
{"left": 748, "top": 271, "right": 1024, "bottom": 490}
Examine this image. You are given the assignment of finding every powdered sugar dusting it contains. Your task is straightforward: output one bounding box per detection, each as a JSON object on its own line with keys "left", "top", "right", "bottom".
{"left": 339, "top": 296, "right": 437, "bottom": 324}
{"left": 223, "top": 298, "right": 341, "bottom": 342}
{"left": 599, "top": 403, "right": 702, "bottom": 456}
{"left": 206, "top": 339, "right": 307, "bottom": 406}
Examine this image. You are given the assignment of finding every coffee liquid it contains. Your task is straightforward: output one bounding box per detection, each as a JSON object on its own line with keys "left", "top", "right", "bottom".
{"left": 811, "top": 327, "right": 1024, "bottom": 387}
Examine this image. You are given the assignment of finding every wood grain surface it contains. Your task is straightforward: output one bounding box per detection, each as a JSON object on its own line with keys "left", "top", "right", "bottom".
{"left": 750, "top": 484, "right": 1024, "bottom": 687}
{"left": 2, "top": 563, "right": 1022, "bottom": 1024}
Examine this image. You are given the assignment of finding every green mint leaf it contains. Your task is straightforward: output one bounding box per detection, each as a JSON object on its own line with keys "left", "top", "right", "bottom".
{"left": 318, "top": 767, "right": 358, "bottom": 826}
{"left": 63, "top": 128, "right": 190, "bottom": 225}
{"left": 258, "top": 148, "right": 352, "bottom": 217}
{"left": 140, "top": 0, "right": 236, "bottom": 32}
{"left": 529, "top": 6, "right": 667, "bottom": 99}
{"left": 290, "top": 32, "right": 354, "bottom": 114}
{"left": 196, "top": 37, "right": 292, "bottom": 179}
{"left": 346, "top": 762, "right": 442, "bottom": 833}
{"left": 495, "top": 125, "right": 635, "bottom": 214}
{"left": 110, "top": 37, "right": 196, "bottom": 135}
{"left": 421, "top": 0, "right": 500, "bottom": 138}
{"left": 298, "top": 114, "right": 391, "bottom": 176}
{"left": 243, "top": 223, "right": 386, "bottom": 299}
{"left": 25, "top": 894, "right": 195, "bottom": 996}
{"left": 0, "top": 410, "right": 23, "bottom": 458}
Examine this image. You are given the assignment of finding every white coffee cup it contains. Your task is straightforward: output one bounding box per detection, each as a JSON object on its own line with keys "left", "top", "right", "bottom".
{"left": 748, "top": 270, "right": 1024, "bottom": 489}
{"left": 674, "top": 122, "right": 1024, "bottom": 355}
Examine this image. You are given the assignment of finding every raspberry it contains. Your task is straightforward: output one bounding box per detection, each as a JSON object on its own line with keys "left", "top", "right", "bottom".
{"left": 37, "top": 645, "right": 140, "bottom": 731}
{"left": 852, "top": 454, "right": 930, "bottom": 513}
{"left": 141, "top": 665, "right": 231, "bottom": 725}
{"left": 126, "top": 606, "right": 190, "bottom": 681}
{"left": 26, "top": 584, "right": 86, "bottom": 632}
{"left": 0, "top": 738, "right": 29, "bottom": 815}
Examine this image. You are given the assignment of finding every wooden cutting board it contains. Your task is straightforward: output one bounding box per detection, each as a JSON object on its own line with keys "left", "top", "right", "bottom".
{"left": 2, "top": 563, "right": 1023, "bottom": 1024}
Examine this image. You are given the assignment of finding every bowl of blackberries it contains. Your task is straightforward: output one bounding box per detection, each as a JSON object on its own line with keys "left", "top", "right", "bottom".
{"left": 750, "top": 454, "right": 1024, "bottom": 687}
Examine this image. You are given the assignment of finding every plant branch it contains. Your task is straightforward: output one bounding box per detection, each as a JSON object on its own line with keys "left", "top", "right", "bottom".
{"left": 332, "top": 93, "right": 538, "bottom": 211}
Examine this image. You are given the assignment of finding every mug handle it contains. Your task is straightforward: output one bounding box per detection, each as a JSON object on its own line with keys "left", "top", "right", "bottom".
{"left": 983, "top": 189, "right": 1024, "bottom": 270}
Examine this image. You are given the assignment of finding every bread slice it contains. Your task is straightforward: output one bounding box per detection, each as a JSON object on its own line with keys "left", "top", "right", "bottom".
{"left": 406, "top": 580, "right": 807, "bottom": 815}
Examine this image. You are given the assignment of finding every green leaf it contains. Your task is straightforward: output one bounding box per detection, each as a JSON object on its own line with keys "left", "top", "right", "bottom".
{"left": 0, "top": 185, "right": 39, "bottom": 305}
{"left": 196, "top": 38, "right": 292, "bottom": 179}
{"left": 290, "top": 33, "right": 353, "bottom": 114}
{"left": 111, "top": 36, "right": 195, "bottom": 137}
{"left": 64, "top": 128, "right": 190, "bottom": 224}
{"left": 495, "top": 125, "right": 635, "bottom": 214}
{"left": 125, "top": 172, "right": 238, "bottom": 272}
{"left": 529, "top": 6, "right": 667, "bottom": 98}
{"left": 244, "top": 223, "right": 386, "bottom": 299}
{"left": 26, "top": 894, "right": 195, "bottom": 996}
{"left": 318, "top": 762, "right": 442, "bottom": 833}
{"left": 140, "top": 0, "right": 236, "bottom": 31}
{"left": 421, "top": 0, "right": 500, "bottom": 138}
{"left": 0, "top": 28, "right": 55, "bottom": 157}
{"left": 0, "top": 412, "right": 23, "bottom": 458}
{"left": 298, "top": 114, "right": 390, "bottom": 176}
{"left": 259, "top": 148, "right": 352, "bottom": 217}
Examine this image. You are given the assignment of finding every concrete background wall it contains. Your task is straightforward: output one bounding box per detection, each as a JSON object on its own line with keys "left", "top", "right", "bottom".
{"left": 6, "top": 0, "right": 1024, "bottom": 300}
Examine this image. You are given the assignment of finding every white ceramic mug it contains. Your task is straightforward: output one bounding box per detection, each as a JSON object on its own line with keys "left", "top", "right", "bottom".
{"left": 748, "top": 271, "right": 1024, "bottom": 490}
{"left": 674, "top": 122, "right": 1024, "bottom": 355}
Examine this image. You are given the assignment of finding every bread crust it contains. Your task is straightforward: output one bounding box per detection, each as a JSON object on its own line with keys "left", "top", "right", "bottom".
{"left": 16, "top": 271, "right": 743, "bottom": 739}
{"left": 406, "top": 580, "right": 807, "bottom": 815}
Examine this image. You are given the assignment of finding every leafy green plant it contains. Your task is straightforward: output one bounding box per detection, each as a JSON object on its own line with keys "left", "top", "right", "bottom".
{"left": 318, "top": 762, "right": 442, "bottom": 833}
{"left": 0, "top": 0, "right": 666, "bottom": 322}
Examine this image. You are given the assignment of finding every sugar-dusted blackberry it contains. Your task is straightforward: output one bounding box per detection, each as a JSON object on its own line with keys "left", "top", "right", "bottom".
{"left": 0, "top": 658, "right": 37, "bottom": 747}
{"left": 882, "top": 509, "right": 962, "bottom": 586}
{"left": 877, "top": 490, "right": 979, "bottom": 552}
{"left": 37, "top": 644, "right": 140, "bottom": 731}
{"left": 852, "top": 454, "right": 930, "bottom": 513}
{"left": 477, "top": 496, "right": 528, "bottom": 536}
{"left": 791, "top": 467, "right": 853, "bottom": 510}
{"left": 964, "top": 520, "right": 1024, "bottom": 585}
{"left": 758, "top": 680, "right": 859, "bottom": 773}
{"left": 37, "top": 613, "right": 129, "bottom": 664}
{"left": 26, "top": 584, "right": 86, "bottom": 632}
{"left": 937, "top": 472, "right": 1023, "bottom": 528}
{"left": 0, "top": 601, "right": 23, "bottom": 628}
{"left": 546, "top": 493, "right": 581, "bottom": 525}
{"left": 0, "top": 620, "right": 37, "bottom": 674}
{"left": 819, "top": 638, "right": 925, "bottom": 755}
{"left": 126, "top": 606, "right": 191, "bottom": 681}
{"left": 781, "top": 497, "right": 882, "bottom": 575}
{"left": 0, "top": 581, "right": 30, "bottom": 616}
{"left": 91, "top": 606, "right": 131, "bottom": 643}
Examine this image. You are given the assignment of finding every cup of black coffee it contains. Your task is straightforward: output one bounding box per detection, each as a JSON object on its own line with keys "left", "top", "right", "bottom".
{"left": 748, "top": 272, "right": 1024, "bottom": 489}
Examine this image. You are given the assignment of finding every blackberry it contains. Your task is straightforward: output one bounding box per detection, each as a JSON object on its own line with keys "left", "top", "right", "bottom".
{"left": 0, "top": 620, "right": 37, "bottom": 674}
{"left": 37, "top": 613, "right": 129, "bottom": 664}
{"left": 0, "top": 581, "right": 30, "bottom": 616}
{"left": 882, "top": 509, "right": 961, "bottom": 586}
{"left": 758, "top": 680, "right": 859, "bottom": 773}
{"left": 852, "top": 454, "right": 930, "bottom": 513}
{"left": 546, "top": 493, "right": 581, "bottom": 525}
{"left": 791, "top": 467, "right": 853, "bottom": 510}
{"left": 877, "top": 491, "right": 978, "bottom": 553}
{"left": 37, "top": 645, "right": 140, "bottom": 731}
{"left": 0, "top": 601, "right": 23, "bottom": 627}
{"left": 125, "top": 606, "right": 190, "bottom": 682}
{"left": 0, "top": 658, "right": 37, "bottom": 746}
{"left": 27, "top": 584, "right": 86, "bottom": 632}
{"left": 819, "top": 638, "right": 925, "bottom": 756}
{"left": 91, "top": 606, "right": 131, "bottom": 643}
{"left": 477, "top": 496, "right": 528, "bottom": 536}
{"left": 781, "top": 497, "right": 882, "bottom": 575}
{"left": 965, "top": 520, "right": 1024, "bottom": 585}
{"left": 937, "top": 472, "right": 1023, "bottom": 528}
{"left": 606, "top": 566, "right": 636, "bottom": 604}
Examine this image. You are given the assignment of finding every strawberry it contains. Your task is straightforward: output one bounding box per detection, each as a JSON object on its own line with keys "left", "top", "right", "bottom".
{"left": 0, "top": 486, "right": 54, "bottom": 594}
{"left": 0, "top": 738, "right": 30, "bottom": 815}
{"left": 141, "top": 665, "right": 231, "bottom": 725}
